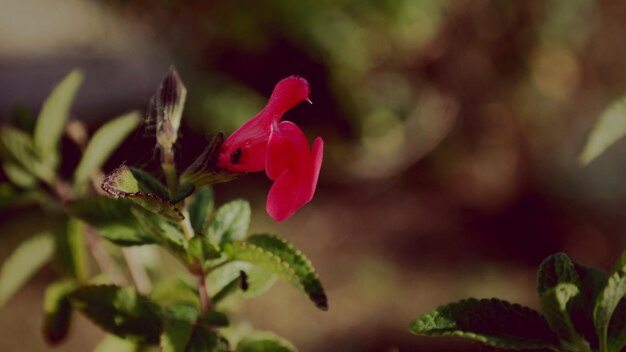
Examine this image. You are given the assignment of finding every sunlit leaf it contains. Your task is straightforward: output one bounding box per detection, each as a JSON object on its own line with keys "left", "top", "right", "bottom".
{"left": 212, "top": 270, "right": 248, "bottom": 305}
{"left": 223, "top": 234, "right": 327, "bottom": 310}
{"left": 540, "top": 283, "right": 585, "bottom": 349}
{"left": 580, "top": 96, "right": 626, "bottom": 165}
{"left": 102, "top": 165, "right": 184, "bottom": 221}
{"left": 34, "top": 69, "right": 84, "bottom": 168}
{"left": 207, "top": 199, "right": 250, "bottom": 246}
{"left": 410, "top": 298, "right": 560, "bottom": 351}
{"left": 594, "top": 251, "right": 626, "bottom": 351}
{"left": 74, "top": 111, "right": 141, "bottom": 184}
{"left": 208, "top": 261, "right": 277, "bottom": 300}
{"left": 0, "top": 126, "right": 54, "bottom": 183}
{"left": 69, "top": 285, "right": 163, "bottom": 344}
{"left": 0, "top": 233, "right": 54, "bottom": 307}
{"left": 2, "top": 162, "right": 37, "bottom": 189}
{"left": 43, "top": 279, "right": 76, "bottom": 345}
{"left": 236, "top": 331, "right": 297, "bottom": 352}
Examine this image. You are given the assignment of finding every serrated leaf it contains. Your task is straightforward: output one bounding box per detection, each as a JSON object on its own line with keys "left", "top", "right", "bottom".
{"left": 580, "top": 96, "right": 626, "bottom": 165}
{"left": 129, "top": 166, "right": 170, "bottom": 200}
{"left": 188, "top": 187, "right": 214, "bottom": 235}
{"left": 34, "top": 69, "right": 84, "bottom": 168}
{"left": 67, "top": 196, "right": 156, "bottom": 246}
{"left": 208, "top": 261, "right": 277, "bottom": 299}
{"left": 102, "top": 165, "right": 184, "bottom": 221}
{"left": 69, "top": 285, "right": 163, "bottom": 344}
{"left": 53, "top": 218, "right": 88, "bottom": 281}
{"left": 540, "top": 283, "right": 587, "bottom": 350}
{"left": 608, "top": 299, "right": 626, "bottom": 352}
{"left": 236, "top": 331, "right": 297, "bottom": 352}
{"left": 410, "top": 298, "right": 560, "bottom": 351}
{"left": 223, "top": 234, "right": 327, "bottom": 310}
{"left": 594, "top": 251, "right": 626, "bottom": 351}
{"left": 0, "top": 126, "right": 54, "bottom": 183}
{"left": 74, "top": 111, "right": 141, "bottom": 184}
{"left": 0, "top": 233, "right": 54, "bottom": 306}
{"left": 537, "top": 252, "right": 581, "bottom": 297}
{"left": 43, "top": 279, "right": 77, "bottom": 345}
{"left": 130, "top": 208, "right": 186, "bottom": 257}
{"left": 207, "top": 199, "right": 250, "bottom": 246}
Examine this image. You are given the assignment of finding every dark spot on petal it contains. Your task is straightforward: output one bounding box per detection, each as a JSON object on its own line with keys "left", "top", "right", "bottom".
{"left": 230, "top": 148, "right": 242, "bottom": 165}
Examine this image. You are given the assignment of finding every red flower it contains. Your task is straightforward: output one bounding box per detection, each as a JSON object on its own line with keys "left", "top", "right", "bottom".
{"left": 266, "top": 121, "right": 323, "bottom": 221}
{"left": 217, "top": 76, "right": 323, "bottom": 221}
{"left": 217, "top": 76, "right": 311, "bottom": 173}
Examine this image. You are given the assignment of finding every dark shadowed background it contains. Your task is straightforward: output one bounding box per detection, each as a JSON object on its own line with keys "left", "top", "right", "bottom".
{"left": 2, "top": 0, "right": 626, "bottom": 351}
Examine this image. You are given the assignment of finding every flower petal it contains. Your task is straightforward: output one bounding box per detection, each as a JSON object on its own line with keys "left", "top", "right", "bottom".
{"left": 265, "top": 123, "right": 323, "bottom": 222}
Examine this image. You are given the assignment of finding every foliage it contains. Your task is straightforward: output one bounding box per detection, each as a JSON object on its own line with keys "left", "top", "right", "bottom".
{"left": 410, "top": 251, "right": 626, "bottom": 352}
{"left": 0, "top": 69, "right": 326, "bottom": 350}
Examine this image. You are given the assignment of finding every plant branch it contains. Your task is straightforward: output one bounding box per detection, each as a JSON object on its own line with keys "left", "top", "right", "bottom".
{"left": 197, "top": 273, "right": 211, "bottom": 314}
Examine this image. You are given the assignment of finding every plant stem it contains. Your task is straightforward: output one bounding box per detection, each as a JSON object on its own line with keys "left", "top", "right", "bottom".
{"left": 197, "top": 273, "right": 211, "bottom": 314}
{"left": 179, "top": 212, "right": 195, "bottom": 241}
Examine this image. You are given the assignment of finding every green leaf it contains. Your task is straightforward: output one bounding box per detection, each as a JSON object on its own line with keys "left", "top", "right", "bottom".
{"left": 67, "top": 196, "right": 156, "bottom": 246}
{"left": 188, "top": 187, "right": 214, "bottom": 235}
{"left": 130, "top": 208, "right": 186, "bottom": 258}
{"left": 410, "top": 298, "right": 560, "bottom": 351}
{"left": 0, "top": 126, "right": 54, "bottom": 183}
{"left": 608, "top": 300, "right": 626, "bottom": 352}
{"left": 151, "top": 277, "right": 199, "bottom": 308}
{"left": 207, "top": 199, "right": 250, "bottom": 246}
{"left": 208, "top": 261, "right": 277, "bottom": 299}
{"left": 34, "top": 69, "right": 84, "bottom": 168}
{"left": 212, "top": 270, "right": 248, "bottom": 305}
{"left": 171, "top": 183, "right": 195, "bottom": 203}
{"left": 0, "top": 233, "right": 54, "bottom": 306}
{"left": 2, "top": 162, "right": 37, "bottom": 188}
{"left": 540, "top": 283, "right": 587, "bottom": 350}
{"left": 223, "top": 234, "right": 328, "bottom": 310}
{"left": 594, "top": 251, "right": 626, "bottom": 351}
{"left": 128, "top": 166, "right": 170, "bottom": 200}
{"left": 537, "top": 252, "right": 581, "bottom": 297}
{"left": 74, "top": 111, "right": 141, "bottom": 184}
{"left": 69, "top": 285, "right": 163, "bottom": 344}
{"left": 102, "top": 165, "right": 184, "bottom": 221}
{"left": 94, "top": 334, "right": 141, "bottom": 352}
{"left": 186, "top": 325, "right": 229, "bottom": 352}
{"left": 236, "top": 331, "right": 297, "bottom": 352}
{"left": 580, "top": 96, "right": 626, "bottom": 165}
{"left": 188, "top": 236, "right": 221, "bottom": 264}
{"left": 43, "top": 279, "right": 77, "bottom": 345}
{"left": 161, "top": 304, "right": 200, "bottom": 352}
{"left": 53, "top": 218, "right": 88, "bottom": 281}
{"left": 572, "top": 262, "right": 608, "bottom": 349}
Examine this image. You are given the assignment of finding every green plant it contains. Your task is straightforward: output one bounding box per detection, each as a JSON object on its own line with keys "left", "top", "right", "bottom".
{"left": 410, "top": 251, "right": 626, "bottom": 352}
{"left": 0, "top": 68, "right": 327, "bottom": 351}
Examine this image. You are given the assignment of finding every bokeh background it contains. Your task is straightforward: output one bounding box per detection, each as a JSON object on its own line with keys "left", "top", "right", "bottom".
{"left": 2, "top": 0, "right": 626, "bottom": 351}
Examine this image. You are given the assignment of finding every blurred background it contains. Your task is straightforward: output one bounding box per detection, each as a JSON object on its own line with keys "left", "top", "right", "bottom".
{"left": 2, "top": 0, "right": 626, "bottom": 351}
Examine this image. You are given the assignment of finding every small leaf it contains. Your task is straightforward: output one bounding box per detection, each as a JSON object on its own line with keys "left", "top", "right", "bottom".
{"left": 170, "top": 183, "right": 195, "bottom": 203}
{"left": 410, "top": 298, "right": 560, "bottom": 350}
{"left": 594, "top": 251, "right": 626, "bottom": 351}
{"left": 223, "top": 234, "right": 328, "bottom": 310}
{"left": 128, "top": 166, "right": 170, "bottom": 200}
{"left": 212, "top": 270, "right": 248, "bottom": 305}
{"left": 188, "top": 236, "right": 221, "bottom": 264}
{"left": 130, "top": 208, "right": 186, "bottom": 257}
{"left": 151, "top": 277, "right": 199, "bottom": 308}
{"left": 43, "top": 279, "right": 77, "bottom": 345}
{"left": 0, "top": 233, "right": 54, "bottom": 306}
{"left": 608, "top": 300, "right": 626, "bottom": 352}
{"left": 74, "top": 111, "right": 141, "bottom": 184}
{"left": 537, "top": 252, "right": 581, "bottom": 297}
{"left": 34, "top": 69, "right": 84, "bottom": 168}
{"left": 69, "top": 285, "right": 163, "bottom": 344}
{"left": 188, "top": 187, "right": 214, "bottom": 235}
{"left": 67, "top": 196, "right": 156, "bottom": 246}
{"left": 208, "top": 261, "right": 277, "bottom": 299}
{"left": 161, "top": 304, "right": 200, "bottom": 352}
{"left": 2, "top": 162, "right": 37, "bottom": 188}
{"left": 540, "top": 283, "right": 586, "bottom": 349}
{"left": 207, "top": 199, "right": 250, "bottom": 246}
{"left": 0, "top": 126, "right": 54, "bottom": 183}
{"left": 580, "top": 96, "right": 626, "bottom": 165}
{"left": 102, "top": 165, "right": 184, "bottom": 221}
{"left": 236, "top": 331, "right": 298, "bottom": 352}
{"left": 53, "top": 218, "right": 88, "bottom": 281}
{"left": 94, "top": 334, "right": 140, "bottom": 352}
